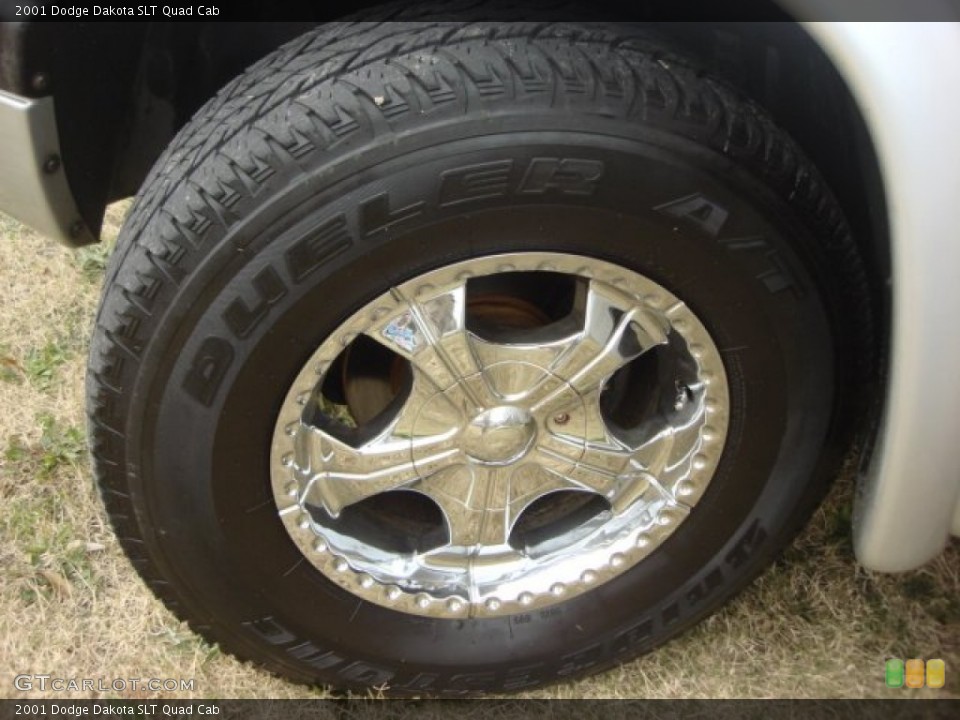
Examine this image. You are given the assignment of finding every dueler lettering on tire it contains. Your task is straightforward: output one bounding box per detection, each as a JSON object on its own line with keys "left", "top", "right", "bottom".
{"left": 88, "top": 20, "right": 871, "bottom": 695}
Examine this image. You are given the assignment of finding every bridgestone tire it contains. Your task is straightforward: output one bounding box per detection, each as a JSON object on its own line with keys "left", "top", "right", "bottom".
{"left": 88, "top": 21, "right": 872, "bottom": 695}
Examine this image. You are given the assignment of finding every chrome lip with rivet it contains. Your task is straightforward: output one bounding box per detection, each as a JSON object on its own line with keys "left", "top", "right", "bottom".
{"left": 271, "top": 252, "right": 729, "bottom": 619}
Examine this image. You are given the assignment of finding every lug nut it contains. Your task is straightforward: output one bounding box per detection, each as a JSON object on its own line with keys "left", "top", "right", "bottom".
{"left": 553, "top": 412, "right": 570, "bottom": 425}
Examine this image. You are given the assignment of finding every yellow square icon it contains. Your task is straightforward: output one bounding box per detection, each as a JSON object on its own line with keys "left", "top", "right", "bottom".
{"left": 926, "top": 659, "right": 945, "bottom": 689}
{"left": 905, "top": 658, "right": 925, "bottom": 688}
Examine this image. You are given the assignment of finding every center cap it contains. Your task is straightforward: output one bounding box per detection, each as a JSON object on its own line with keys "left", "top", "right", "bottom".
{"left": 461, "top": 406, "right": 536, "bottom": 466}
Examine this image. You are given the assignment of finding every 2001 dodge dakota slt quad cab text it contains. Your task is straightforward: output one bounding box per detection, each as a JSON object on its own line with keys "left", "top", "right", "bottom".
{"left": 1, "top": 1, "right": 958, "bottom": 695}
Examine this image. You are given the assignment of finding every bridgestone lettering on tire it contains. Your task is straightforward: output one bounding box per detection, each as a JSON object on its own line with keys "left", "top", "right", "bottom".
{"left": 88, "top": 20, "right": 872, "bottom": 695}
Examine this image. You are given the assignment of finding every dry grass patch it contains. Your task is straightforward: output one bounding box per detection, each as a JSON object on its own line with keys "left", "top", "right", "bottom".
{"left": 1, "top": 205, "right": 957, "bottom": 699}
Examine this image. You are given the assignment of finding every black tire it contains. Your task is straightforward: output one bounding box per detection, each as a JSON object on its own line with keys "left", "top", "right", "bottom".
{"left": 88, "top": 21, "right": 871, "bottom": 695}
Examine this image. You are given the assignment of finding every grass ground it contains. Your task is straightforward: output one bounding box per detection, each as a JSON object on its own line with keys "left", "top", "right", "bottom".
{"left": 1, "top": 204, "right": 957, "bottom": 700}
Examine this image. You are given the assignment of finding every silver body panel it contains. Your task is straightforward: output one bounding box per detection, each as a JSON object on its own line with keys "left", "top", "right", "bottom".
{"left": 0, "top": 89, "right": 94, "bottom": 245}
{"left": 801, "top": 21, "right": 960, "bottom": 571}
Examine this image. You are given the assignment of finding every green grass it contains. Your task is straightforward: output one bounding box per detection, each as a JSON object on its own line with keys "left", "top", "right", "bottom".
{"left": 5, "top": 414, "right": 85, "bottom": 478}
{"left": 22, "top": 340, "right": 72, "bottom": 391}
{"left": 75, "top": 241, "right": 113, "bottom": 283}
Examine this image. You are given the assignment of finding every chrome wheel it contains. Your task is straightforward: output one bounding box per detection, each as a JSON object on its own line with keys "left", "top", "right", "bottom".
{"left": 271, "top": 253, "right": 729, "bottom": 618}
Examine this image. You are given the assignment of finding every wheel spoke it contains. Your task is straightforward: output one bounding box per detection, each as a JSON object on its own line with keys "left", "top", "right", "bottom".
{"left": 468, "top": 334, "right": 572, "bottom": 401}
{"left": 425, "top": 466, "right": 511, "bottom": 549}
{"left": 631, "top": 410, "right": 703, "bottom": 474}
{"left": 297, "top": 411, "right": 460, "bottom": 517}
{"left": 601, "top": 396, "right": 705, "bottom": 512}
{"left": 464, "top": 466, "right": 514, "bottom": 548}
{"left": 418, "top": 464, "right": 569, "bottom": 551}
{"left": 365, "top": 282, "right": 490, "bottom": 413}
{"left": 533, "top": 393, "right": 703, "bottom": 517}
{"left": 530, "top": 280, "right": 670, "bottom": 413}
{"left": 535, "top": 395, "right": 632, "bottom": 499}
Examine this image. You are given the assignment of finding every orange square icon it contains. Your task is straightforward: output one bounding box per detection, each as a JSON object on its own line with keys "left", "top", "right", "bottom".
{"left": 905, "top": 658, "right": 925, "bottom": 688}
{"left": 926, "top": 659, "right": 945, "bottom": 689}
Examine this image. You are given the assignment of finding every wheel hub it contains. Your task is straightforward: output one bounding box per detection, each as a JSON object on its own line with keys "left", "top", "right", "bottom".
{"left": 271, "top": 253, "right": 729, "bottom": 618}
{"left": 461, "top": 405, "right": 536, "bottom": 466}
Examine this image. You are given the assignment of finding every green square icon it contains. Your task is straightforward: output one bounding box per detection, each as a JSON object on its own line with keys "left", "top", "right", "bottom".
{"left": 886, "top": 658, "right": 905, "bottom": 688}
